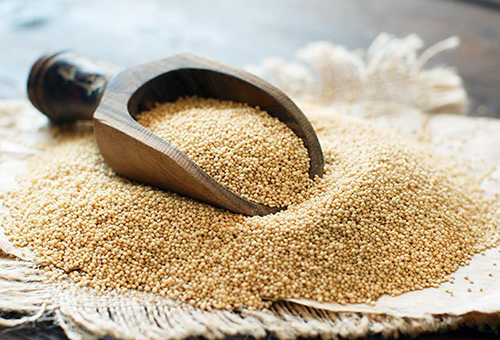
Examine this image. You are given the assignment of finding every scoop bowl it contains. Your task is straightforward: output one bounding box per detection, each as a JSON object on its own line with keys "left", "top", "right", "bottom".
{"left": 28, "top": 51, "right": 324, "bottom": 216}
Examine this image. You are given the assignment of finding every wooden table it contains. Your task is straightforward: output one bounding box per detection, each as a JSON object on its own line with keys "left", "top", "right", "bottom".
{"left": 0, "top": 0, "right": 499, "bottom": 338}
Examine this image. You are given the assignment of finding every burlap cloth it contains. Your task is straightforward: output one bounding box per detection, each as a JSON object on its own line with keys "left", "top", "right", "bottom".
{"left": 0, "top": 34, "right": 499, "bottom": 339}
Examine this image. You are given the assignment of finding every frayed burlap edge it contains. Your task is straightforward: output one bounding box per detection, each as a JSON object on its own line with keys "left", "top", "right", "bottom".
{"left": 2, "top": 34, "right": 497, "bottom": 339}
{"left": 247, "top": 33, "right": 466, "bottom": 114}
{"left": 1, "top": 258, "right": 498, "bottom": 340}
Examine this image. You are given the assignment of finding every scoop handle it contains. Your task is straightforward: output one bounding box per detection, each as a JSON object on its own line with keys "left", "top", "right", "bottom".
{"left": 27, "top": 51, "right": 110, "bottom": 123}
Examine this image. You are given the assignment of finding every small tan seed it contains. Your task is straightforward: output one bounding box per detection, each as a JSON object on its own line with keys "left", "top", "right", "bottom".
{"left": 136, "top": 97, "right": 312, "bottom": 208}
{"left": 2, "top": 103, "right": 499, "bottom": 311}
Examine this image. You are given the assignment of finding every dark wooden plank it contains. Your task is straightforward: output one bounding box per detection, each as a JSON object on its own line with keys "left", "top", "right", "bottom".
{"left": 0, "top": 0, "right": 499, "bottom": 116}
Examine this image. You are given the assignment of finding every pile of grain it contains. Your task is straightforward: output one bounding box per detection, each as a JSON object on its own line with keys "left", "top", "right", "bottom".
{"left": 1, "top": 98, "right": 499, "bottom": 311}
{"left": 137, "top": 97, "right": 312, "bottom": 208}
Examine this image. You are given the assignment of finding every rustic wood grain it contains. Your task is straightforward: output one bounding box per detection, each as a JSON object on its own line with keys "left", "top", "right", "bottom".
{"left": 28, "top": 51, "right": 324, "bottom": 215}
{"left": 1, "top": 0, "right": 499, "bottom": 117}
{"left": 27, "top": 51, "right": 109, "bottom": 123}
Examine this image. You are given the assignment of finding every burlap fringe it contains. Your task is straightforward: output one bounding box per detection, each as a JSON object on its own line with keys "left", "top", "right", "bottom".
{"left": 1, "top": 258, "right": 497, "bottom": 340}
{"left": 0, "top": 34, "right": 492, "bottom": 339}
{"left": 247, "top": 33, "right": 466, "bottom": 114}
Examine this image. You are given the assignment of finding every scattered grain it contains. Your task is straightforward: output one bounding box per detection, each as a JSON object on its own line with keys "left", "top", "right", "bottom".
{"left": 2, "top": 104, "right": 499, "bottom": 311}
{"left": 136, "top": 97, "right": 312, "bottom": 207}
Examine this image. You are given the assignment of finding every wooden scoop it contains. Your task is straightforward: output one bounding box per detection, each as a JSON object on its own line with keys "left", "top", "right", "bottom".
{"left": 27, "top": 51, "right": 324, "bottom": 216}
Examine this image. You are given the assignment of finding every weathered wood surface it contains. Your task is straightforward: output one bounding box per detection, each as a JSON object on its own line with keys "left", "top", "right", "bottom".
{"left": 1, "top": 0, "right": 500, "bottom": 117}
